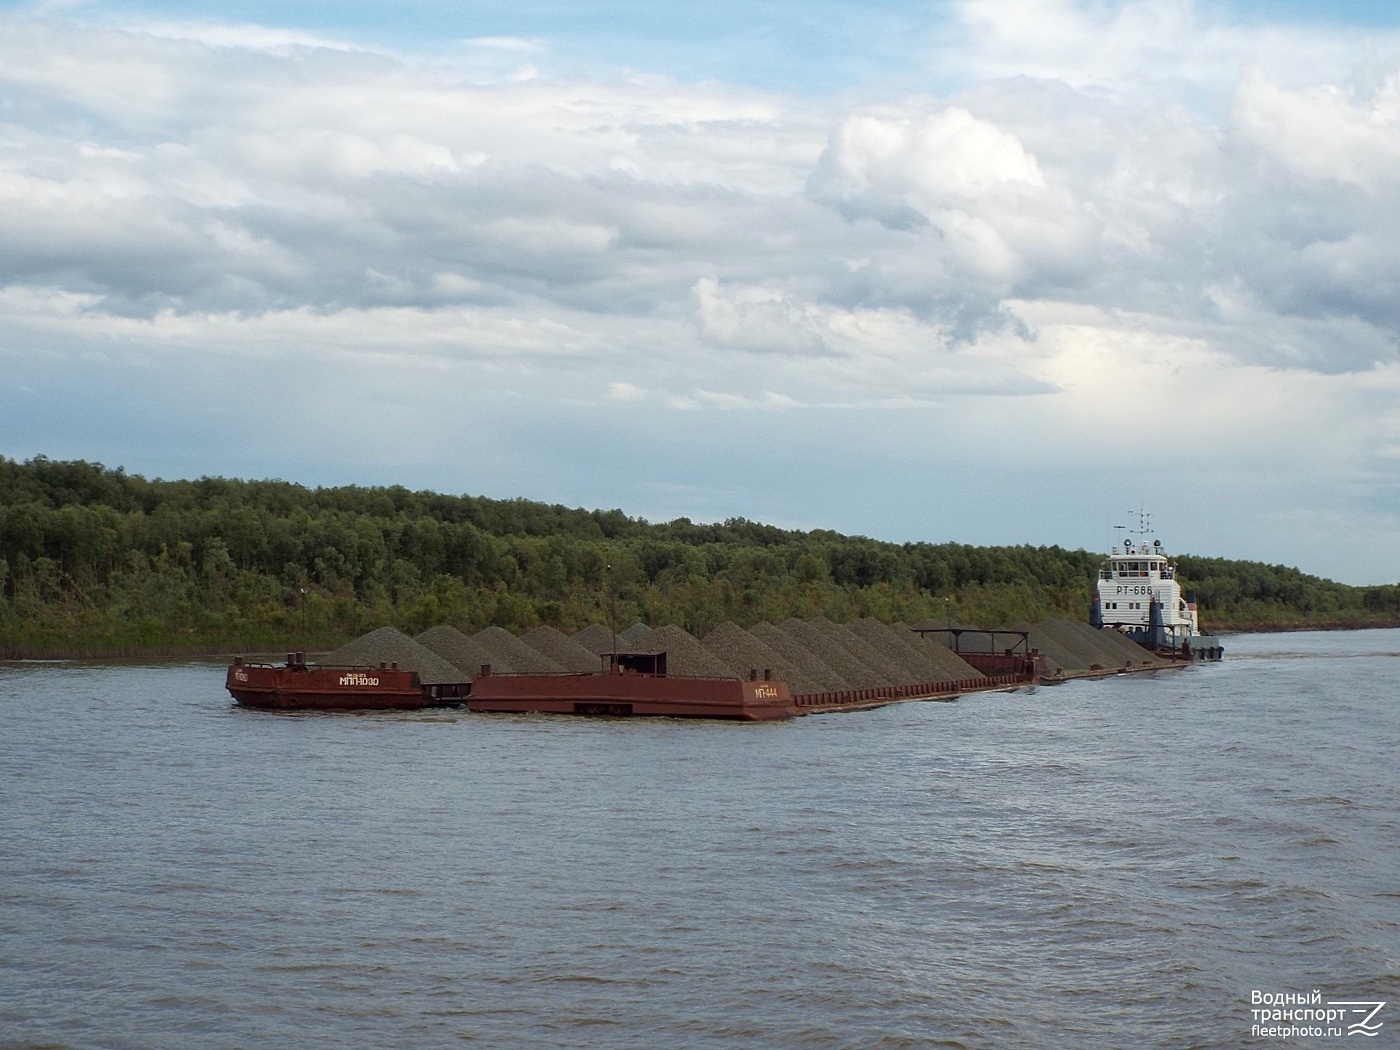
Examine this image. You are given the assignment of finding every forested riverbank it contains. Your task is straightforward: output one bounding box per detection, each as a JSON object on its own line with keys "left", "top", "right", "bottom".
{"left": 3, "top": 456, "right": 1398, "bottom": 658}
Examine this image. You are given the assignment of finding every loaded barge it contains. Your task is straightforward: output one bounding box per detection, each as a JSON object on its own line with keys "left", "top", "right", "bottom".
{"left": 225, "top": 643, "right": 1031, "bottom": 719}
{"left": 225, "top": 653, "right": 466, "bottom": 711}
{"left": 225, "top": 564, "right": 1211, "bottom": 719}
{"left": 224, "top": 649, "right": 795, "bottom": 718}
{"left": 468, "top": 670, "right": 794, "bottom": 720}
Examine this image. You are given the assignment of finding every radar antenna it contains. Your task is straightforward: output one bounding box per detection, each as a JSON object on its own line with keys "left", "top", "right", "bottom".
{"left": 1124, "top": 508, "right": 1153, "bottom": 554}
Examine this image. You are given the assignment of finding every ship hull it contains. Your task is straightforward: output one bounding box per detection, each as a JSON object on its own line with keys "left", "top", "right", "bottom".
{"left": 226, "top": 662, "right": 430, "bottom": 711}
{"left": 468, "top": 671, "right": 795, "bottom": 721}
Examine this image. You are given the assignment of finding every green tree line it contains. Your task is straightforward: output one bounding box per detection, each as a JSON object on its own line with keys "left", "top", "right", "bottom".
{"left": 2, "top": 456, "right": 1397, "bottom": 657}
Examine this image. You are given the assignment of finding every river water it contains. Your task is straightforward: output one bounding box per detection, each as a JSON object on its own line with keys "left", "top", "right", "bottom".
{"left": 2, "top": 630, "right": 1397, "bottom": 1049}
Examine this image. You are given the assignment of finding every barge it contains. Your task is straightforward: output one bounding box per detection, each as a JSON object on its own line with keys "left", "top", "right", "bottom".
{"left": 224, "top": 649, "right": 792, "bottom": 718}
{"left": 468, "top": 668, "right": 795, "bottom": 721}
{"left": 225, "top": 653, "right": 465, "bottom": 711}
{"left": 222, "top": 624, "right": 1044, "bottom": 719}
{"left": 467, "top": 644, "right": 1032, "bottom": 720}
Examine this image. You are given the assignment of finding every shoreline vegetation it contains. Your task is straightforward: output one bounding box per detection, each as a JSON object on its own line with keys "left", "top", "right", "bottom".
{"left": 4, "top": 456, "right": 1398, "bottom": 661}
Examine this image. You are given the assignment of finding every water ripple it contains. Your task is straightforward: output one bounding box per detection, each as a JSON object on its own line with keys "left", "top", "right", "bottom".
{"left": 1, "top": 634, "right": 1398, "bottom": 1047}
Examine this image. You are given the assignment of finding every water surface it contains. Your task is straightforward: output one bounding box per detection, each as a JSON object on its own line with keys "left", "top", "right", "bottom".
{"left": 2, "top": 630, "right": 1397, "bottom": 1047}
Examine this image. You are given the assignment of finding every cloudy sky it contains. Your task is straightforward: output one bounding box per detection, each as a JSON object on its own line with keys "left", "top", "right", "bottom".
{"left": 3, "top": 0, "right": 1399, "bottom": 584}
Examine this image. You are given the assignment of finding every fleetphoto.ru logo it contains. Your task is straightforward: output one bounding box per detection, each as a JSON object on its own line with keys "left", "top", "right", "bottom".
{"left": 1251, "top": 990, "right": 1387, "bottom": 1039}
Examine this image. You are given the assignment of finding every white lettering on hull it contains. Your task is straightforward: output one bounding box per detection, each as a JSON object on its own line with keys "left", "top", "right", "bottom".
{"left": 338, "top": 673, "right": 381, "bottom": 686}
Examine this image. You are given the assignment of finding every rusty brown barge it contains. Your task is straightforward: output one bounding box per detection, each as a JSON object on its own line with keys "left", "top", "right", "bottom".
{"left": 226, "top": 653, "right": 465, "bottom": 712}
{"left": 225, "top": 645, "right": 1037, "bottom": 720}
{"left": 224, "top": 616, "right": 1186, "bottom": 719}
{"left": 468, "top": 668, "right": 794, "bottom": 720}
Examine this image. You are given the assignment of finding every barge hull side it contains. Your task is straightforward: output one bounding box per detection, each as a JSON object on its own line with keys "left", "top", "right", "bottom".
{"left": 467, "top": 672, "right": 794, "bottom": 721}
{"left": 226, "top": 664, "right": 429, "bottom": 711}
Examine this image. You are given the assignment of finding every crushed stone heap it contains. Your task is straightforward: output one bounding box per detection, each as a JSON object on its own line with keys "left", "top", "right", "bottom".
{"left": 572, "top": 624, "right": 618, "bottom": 655}
{"left": 348, "top": 612, "right": 1157, "bottom": 697}
{"left": 521, "top": 625, "right": 604, "bottom": 672}
{"left": 619, "top": 622, "right": 651, "bottom": 647}
{"left": 415, "top": 625, "right": 497, "bottom": 678}
{"left": 892, "top": 622, "right": 989, "bottom": 681}
{"left": 472, "top": 626, "right": 565, "bottom": 674}
{"left": 747, "top": 621, "right": 845, "bottom": 695}
{"left": 808, "top": 617, "right": 910, "bottom": 688}
{"left": 776, "top": 618, "right": 884, "bottom": 690}
{"left": 626, "top": 625, "right": 733, "bottom": 678}
{"left": 700, "top": 621, "right": 801, "bottom": 685}
{"left": 843, "top": 617, "right": 937, "bottom": 683}
{"left": 323, "top": 626, "right": 466, "bottom": 685}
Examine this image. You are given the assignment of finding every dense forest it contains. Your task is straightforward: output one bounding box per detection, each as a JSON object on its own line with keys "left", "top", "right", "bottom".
{"left": 2, "top": 456, "right": 1398, "bottom": 658}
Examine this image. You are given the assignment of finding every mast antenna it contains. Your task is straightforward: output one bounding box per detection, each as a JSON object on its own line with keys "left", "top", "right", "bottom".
{"left": 1130, "top": 508, "right": 1151, "bottom": 549}
{"left": 606, "top": 563, "right": 619, "bottom": 674}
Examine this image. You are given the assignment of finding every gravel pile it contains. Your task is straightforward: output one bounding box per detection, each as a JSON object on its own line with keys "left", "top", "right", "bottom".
{"left": 1104, "top": 621, "right": 1168, "bottom": 664}
{"left": 572, "top": 624, "right": 618, "bottom": 655}
{"left": 896, "top": 622, "right": 999, "bottom": 680}
{"left": 906, "top": 616, "right": 1154, "bottom": 676}
{"left": 909, "top": 617, "right": 954, "bottom": 633}
{"left": 847, "top": 618, "right": 952, "bottom": 683}
{"left": 748, "top": 621, "right": 845, "bottom": 694}
{"left": 925, "top": 624, "right": 1005, "bottom": 653}
{"left": 521, "top": 625, "right": 604, "bottom": 672}
{"left": 775, "top": 618, "right": 881, "bottom": 690}
{"left": 1036, "top": 619, "right": 1132, "bottom": 670}
{"left": 944, "top": 632, "right": 991, "bottom": 654}
{"left": 619, "top": 622, "right": 651, "bottom": 647}
{"left": 700, "top": 622, "right": 801, "bottom": 685}
{"left": 414, "top": 625, "right": 497, "bottom": 678}
{"left": 472, "top": 626, "right": 565, "bottom": 674}
{"left": 806, "top": 617, "right": 906, "bottom": 687}
{"left": 1091, "top": 624, "right": 1168, "bottom": 666}
{"left": 626, "top": 625, "right": 734, "bottom": 678}
{"left": 910, "top": 619, "right": 980, "bottom": 648}
{"left": 1001, "top": 620, "right": 1078, "bottom": 675}
{"left": 1017, "top": 618, "right": 1157, "bottom": 673}
{"left": 322, "top": 626, "right": 467, "bottom": 685}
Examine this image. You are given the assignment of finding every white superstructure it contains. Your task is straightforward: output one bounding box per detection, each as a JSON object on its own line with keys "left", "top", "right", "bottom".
{"left": 1091, "top": 511, "right": 1220, "bottom": 658}
{"left": 1095, "top": 537, "right": 1199, "bottom": 640}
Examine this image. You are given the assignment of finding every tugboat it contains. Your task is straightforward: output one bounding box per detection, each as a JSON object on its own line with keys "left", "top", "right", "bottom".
{"left": 1090, "top": 512, "right": 1224, "bottom": 661}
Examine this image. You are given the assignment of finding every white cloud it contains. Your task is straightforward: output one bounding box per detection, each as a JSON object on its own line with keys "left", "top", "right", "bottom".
{"left": 809, "top": 105, "right": 1092, "bottom": 285}
{"left": 943, "top": 0, "right": 1400, "bottom": 102}
{"left": 1234, "top": 67, "right": 1400, "bottom": 190}
{"left": 607, "top": 381, "right": 648, "bottom": 402}
{"left": 692, "top": 277, "right": 833, "bottom": 355}
{"left": 813, "top": 106, "right": 1044, "bottom": 203}
{"left": 140, "top": 20, "right": 368, "bottom": 54}
{"left": 4, "top": 5, "right": 1400, "bottom": 580}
